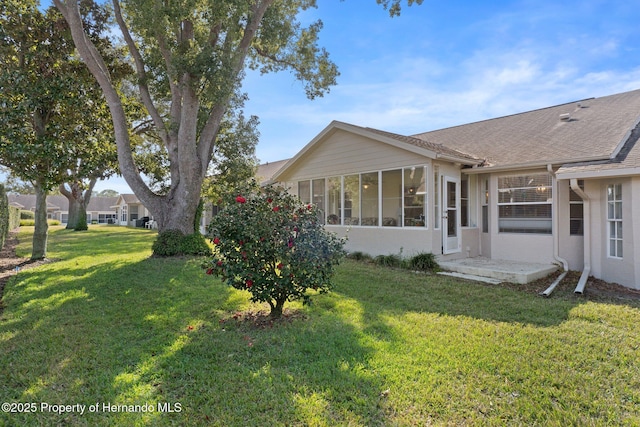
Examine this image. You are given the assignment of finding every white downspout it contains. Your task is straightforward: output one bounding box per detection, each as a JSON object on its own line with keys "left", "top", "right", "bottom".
{"left": 541, "top": 164, "right": 569, "bottom": 297}
{"left": 570, "top": 179, "right": 591, "bottom": 294}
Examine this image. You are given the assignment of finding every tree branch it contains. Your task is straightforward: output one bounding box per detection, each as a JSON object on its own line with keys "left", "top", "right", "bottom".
{"left": 53, "top": 0, "right": 157, "bottom": 208}
{"left": 197, "top": 0, "right": 274, "bottom": 171}
{"left": 112, "top": 0, "right": 169, "bottom": 146}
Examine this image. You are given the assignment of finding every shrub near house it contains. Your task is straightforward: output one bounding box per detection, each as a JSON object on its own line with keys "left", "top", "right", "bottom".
{"left": 206, "top": 183, "right": 346, "bottom": 318}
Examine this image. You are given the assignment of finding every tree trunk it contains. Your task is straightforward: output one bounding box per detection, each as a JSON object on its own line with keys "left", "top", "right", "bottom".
{"left": 32, "top": 182, "right": 48, "bottom": 260}
{"left": 65, "top": 195, "right": 80, "bottom": 229}
{"left": 60, "top": 180, "right": 95, "bottom": 231}
{"left": 145, "top": 178, "right": 203, "bottom": 235}
{"left": 269, "top": 297, "right": 286, "bottom": 319}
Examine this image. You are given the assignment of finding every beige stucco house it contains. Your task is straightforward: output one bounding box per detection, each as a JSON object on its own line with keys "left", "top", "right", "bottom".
{"left": 9, "top": 194, "right": 118, "bottom": 224}
{"left": 112, "top": 194, "right": 153, "bottom": 227}
{"left": 268, "top": 88, "right": 640, "bottom": 290}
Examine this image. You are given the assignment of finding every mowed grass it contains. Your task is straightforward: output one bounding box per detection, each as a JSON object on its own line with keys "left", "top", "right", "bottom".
{"left": 1, "top": 226, "right": 639, "bottom": 426}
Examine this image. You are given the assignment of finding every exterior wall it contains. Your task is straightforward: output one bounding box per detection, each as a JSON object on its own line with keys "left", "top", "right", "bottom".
{"left": 478, "top": 174, "right": 492, "bottom": 258}
{"left": 557, "top": 179, "right": 584, "bottom": 270}
{"left": 632, "top": 177, "right": 640, "bottom": 289}
{"left": 485, "top": 170, "right": 556, "bottom": 265}
{"left": 277, "top": 129, "right": 433, "bottom": 181}
{"left": 590, "top": 178, "right": 638, "bottom": 289}
{"left": 280, "top": 130, "right": 445, "bottom": 257}
{"left": 327, "top": 226, "right": 433, "bottom": 257}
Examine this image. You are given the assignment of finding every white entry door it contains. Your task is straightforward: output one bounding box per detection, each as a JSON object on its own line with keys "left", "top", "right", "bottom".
{"left": 442, "top": 176, "right": 461, "bottom": 254}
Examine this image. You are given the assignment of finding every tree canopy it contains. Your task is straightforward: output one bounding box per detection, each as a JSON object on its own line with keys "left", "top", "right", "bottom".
{"left": 0, "top": 0, "right": 124, "bottom": 256}
{"left": 53, "top": 0, "right": 422, "bottom": 245}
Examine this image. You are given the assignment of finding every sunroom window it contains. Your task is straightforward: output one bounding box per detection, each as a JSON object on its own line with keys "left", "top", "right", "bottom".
{"left": 361, "top": 172, "right": 379, "bottom": 226}
{"left": 296, "top": 166, "right": 429, "bottom": 228}
{"left": 404, "top": 167, "right": 426, "bottom": 226}
{"left": 498, "top": 173, "right": 552, "bottom": 234}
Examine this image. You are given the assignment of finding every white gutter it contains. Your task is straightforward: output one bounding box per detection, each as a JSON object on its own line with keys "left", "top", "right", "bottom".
{"left": 541, "top": 164, "right": 569, "bottom": 297}
{"left": 570, "top": 179, "right": 591, "bottom": 294}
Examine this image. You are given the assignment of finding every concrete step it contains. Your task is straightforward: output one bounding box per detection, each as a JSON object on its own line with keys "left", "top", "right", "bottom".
{"left": 438, "top": 257, "right": 558, "bottom": 285}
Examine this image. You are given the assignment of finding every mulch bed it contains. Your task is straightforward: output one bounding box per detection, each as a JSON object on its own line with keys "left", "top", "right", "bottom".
{"left": 498, "top": 269, "right": 640, "bottom": 302}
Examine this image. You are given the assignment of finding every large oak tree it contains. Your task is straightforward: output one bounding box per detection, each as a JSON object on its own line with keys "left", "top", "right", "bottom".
{"left": 53, "top": 0, "right": 421, "bottom": 240}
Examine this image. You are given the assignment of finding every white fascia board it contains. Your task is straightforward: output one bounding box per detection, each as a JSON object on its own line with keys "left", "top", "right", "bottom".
{"left": 556, "top": 166, "right": 640, "bottom": 180}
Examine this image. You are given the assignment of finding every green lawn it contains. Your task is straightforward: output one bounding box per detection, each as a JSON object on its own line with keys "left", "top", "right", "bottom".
{"left": 1, "top": 226, "right": 639, "bottom": 426}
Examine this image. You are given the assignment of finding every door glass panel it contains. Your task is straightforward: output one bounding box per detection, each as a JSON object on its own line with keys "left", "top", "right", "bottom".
{"left": 447, "top": 181, "right": 457, "bottom": 237}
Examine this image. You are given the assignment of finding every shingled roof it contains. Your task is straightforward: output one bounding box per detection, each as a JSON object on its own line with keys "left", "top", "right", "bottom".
{"left": 411, "top": 89, "right": 640, "bottom": 169}
{"left": 8, "top": 195, "right": 118, "bottom": 212}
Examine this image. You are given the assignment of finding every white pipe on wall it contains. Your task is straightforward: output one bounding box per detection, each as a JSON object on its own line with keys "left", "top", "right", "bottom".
{"left": 570, "top": 178, "right": 591, "bottom": 294}
{"left": 541, "top": 165, "right": 569, "bottom": 297}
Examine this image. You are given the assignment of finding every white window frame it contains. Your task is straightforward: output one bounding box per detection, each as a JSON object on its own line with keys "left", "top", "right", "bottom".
{"left": 607, "top": 183, "right": 623, "bottom": 259}
{"left": 569, "top": 180, "right": 585, "bottom": 236}
{"left": 295, "top": 165, "right": 429, "bottom": 228}
{"left": 497, "top": 173, "right": 552, "bottom": 234}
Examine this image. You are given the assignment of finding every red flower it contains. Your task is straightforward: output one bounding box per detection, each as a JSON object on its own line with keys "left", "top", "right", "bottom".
{"left": 277, "top": 263, "right": 283, "bottom": 270}
{"left": 267, "top": 198, "right": 273, "bottom": 203}
{"left": 236, "top": 195, "right": 246, "bottom": 203}
{"left": 273, "top": 206, "right": 280, "bottom": 212}
{"left": 206, "top": 268, "right": 214, "bottom": 275}
{"left": 213, "top": 237, "right": 220, "bottom": 245}
{"left": 307, "top": 204, "right": 312, "bottom": 210}
{"left": 246, "top": 279, "right": 253, "bottom": 288}
{"left": 217, "top": 260, "right": 223, "bottom": 266}
{"left": 238, "top": 240, "right": 244, "bottom": 246}
{"left": 288, "top": 240, "right": 294, "bottom": 248}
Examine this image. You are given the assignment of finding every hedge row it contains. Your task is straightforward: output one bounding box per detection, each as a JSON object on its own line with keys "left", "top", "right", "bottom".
{"left": 0, "top": 184, "right": 21, "bottom": 251}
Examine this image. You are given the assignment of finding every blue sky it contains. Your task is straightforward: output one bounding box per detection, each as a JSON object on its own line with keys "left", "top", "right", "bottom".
{"left": 243, "top": 0, "right": 640, "bottom": 164}
{"left": 23, "top": 0, "right": 640, "bottom": 193}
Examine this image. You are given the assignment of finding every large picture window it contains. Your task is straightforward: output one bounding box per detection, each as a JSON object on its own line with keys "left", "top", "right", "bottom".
{"left": 327, "top": 177, "right": 341, "bottom": 225}
{"left": 296, "top": 166, "right": 429, "bottom": 228}
{"left": 344, "top": 174, "right": 360, "bottom": 225}
{"left": 361, "top": 172, "right": 379, "bottom": 226}
{"left": 498, "top": 173, "right": 552, "bottom": 234}
{"left": 382, "top": 169, "right": 402, "bottom": 226}
{"left": 298, "top": 181, "right": 311, "bottom": 204}
{"left": 607, "top": 183, "right": 623, "bottom": 258}
{"left": 404, "top": 167, "right": 426, "bottom": 226}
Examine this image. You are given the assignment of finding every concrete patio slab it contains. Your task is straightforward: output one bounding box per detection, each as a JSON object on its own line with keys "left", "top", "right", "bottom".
{"left": 438, "top": 257, "right": 559, "bottom": 285}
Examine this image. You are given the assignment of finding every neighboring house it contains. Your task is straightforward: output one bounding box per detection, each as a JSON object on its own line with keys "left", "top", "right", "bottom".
{"left": 269, "top": 88, "right": 640, "bottom": 290}
{"left": 112, "top": 194, "right": 152, "bottom": 227}
{"left": 8, "top": 194, "right": 118, "bottom": 224}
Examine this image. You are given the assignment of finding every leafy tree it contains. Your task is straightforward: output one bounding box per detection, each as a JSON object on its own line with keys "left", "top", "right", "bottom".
{"left": 53, "top": 0, "right": 421, "bottom": 250}
{"left": 96, "top": 189, "right": 119, "bottom": 197}
{"left": 0, "top": 167, "right": 35, "bottom": 195}
{"left": 0, "top": 0, "right": 126, "bottom": 254}
{"left": 206, "top": 182, "right": 346, "bottom": 318}
{"left": 202, "top": 110, "right": 259, "bottom": 205}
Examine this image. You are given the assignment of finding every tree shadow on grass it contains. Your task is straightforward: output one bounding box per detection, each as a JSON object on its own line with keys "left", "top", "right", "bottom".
{"left": 150, "top": 306, "right": 390, "bottom": 426}
{"left": 0, "top": 252, "right": 390, "bottom": 426}
{"left": 0, "top": 255, "right": 240, "bottom": 426}
{"left": 334, "top": 261, "right": 586, "bottom": 328}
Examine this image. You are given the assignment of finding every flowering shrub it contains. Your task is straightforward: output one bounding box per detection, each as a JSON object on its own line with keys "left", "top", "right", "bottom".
{"left": 206, "top": 183, "right": 346, "bottom": 318}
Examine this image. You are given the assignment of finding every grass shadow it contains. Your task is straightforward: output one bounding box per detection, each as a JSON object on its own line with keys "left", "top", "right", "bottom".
{"left": 1, "top": 230, "right": 390, "bottom": 426}
{"left": 334, "top": 260, "right": 583, "bottom": 328}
